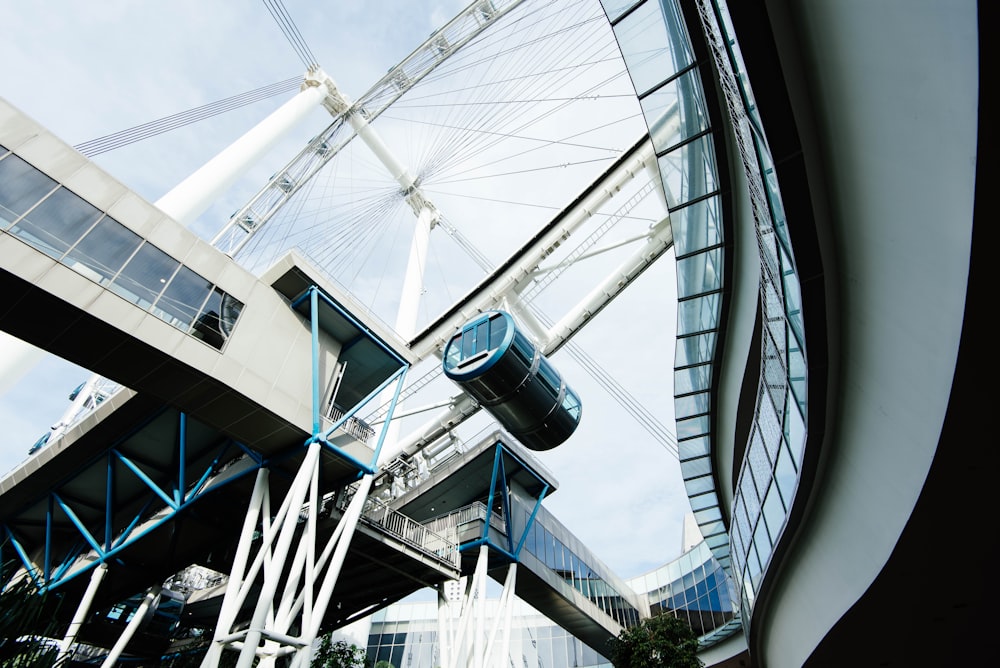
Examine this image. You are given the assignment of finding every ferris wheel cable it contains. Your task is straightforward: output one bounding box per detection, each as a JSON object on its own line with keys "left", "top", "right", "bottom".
{"left": 392, "top": 93, "right": 637, "bottom": 109}
{"left": 262, "top": 0, "right": 319, "bottom": 68}
{"left": 392, "top": 55, "right": 627, "bottom": 104}
{"left": 382, "top": 111, "right": 640, "bottom": 178}
{"left": 73, "top": 77, "right": 302, "bottom": 156}
{"left": 429, "top": 157, "right": 616, "bottom": 185}
{"left": 416, "top": 43, "right": 630, "bottom": 179}
{"left": 406, "top": 0, "right": 601, "bottom": 171}
{"left": 415, "top": 2, "right": 603, "bottom": 89}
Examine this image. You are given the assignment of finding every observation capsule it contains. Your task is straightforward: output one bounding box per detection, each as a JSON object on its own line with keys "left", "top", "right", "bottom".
{"left": 442, "top": 311, "right": 581, "bottom": 450}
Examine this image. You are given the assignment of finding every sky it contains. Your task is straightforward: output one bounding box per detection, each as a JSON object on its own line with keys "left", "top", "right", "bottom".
{"left": 0, "top": 0, "right": 689, "bottom": 580}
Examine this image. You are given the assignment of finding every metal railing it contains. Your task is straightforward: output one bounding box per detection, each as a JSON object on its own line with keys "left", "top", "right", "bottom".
{"left": 423, "top": 501, "right": 508, "bottom": 541}
{"left": 324, "top": 404, "right": 376, "bottom": 443}
{"left": 336, "top": 486, "right": 460, "bottom": 569}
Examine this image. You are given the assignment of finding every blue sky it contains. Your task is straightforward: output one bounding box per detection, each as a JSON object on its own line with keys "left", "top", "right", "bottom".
{"left": 0, "top": 0, "right": 689, "bottom": 579}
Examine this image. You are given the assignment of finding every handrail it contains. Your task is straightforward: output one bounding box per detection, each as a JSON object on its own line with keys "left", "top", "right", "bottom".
{"left": 324, "top": 404, "right": 376, "bottom": 443}
{"left": 336, "top": 485, "right": 460, "bottom": 569}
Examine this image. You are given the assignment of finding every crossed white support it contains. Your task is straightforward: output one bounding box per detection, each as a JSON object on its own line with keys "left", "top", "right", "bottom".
{"left": 201, "top": 443, "right": 374, "bottom": 668}
{"left": 439, "top": 545, "right": 519, "bottom": 668}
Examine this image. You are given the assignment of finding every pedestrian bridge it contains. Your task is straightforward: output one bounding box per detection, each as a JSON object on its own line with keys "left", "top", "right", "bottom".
{"left": 0, "top": 97, "right": 642, "bottom": 659}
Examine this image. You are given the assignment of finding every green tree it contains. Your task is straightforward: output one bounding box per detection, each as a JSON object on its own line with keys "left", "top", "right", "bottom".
{"left": 0, "top": 559, "right": 66, "bottom": 668}
{"left": 310, "top": 635, "right": 370, "bottom": 668}
{"left": 608, "top": 613, "right": 703, "bottom": 668}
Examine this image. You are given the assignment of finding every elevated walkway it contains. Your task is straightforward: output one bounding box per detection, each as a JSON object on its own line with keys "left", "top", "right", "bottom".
{"left": 386, "top": 431, "right": 645, "bottom": 653}
{"left": 0, "top": 98, "right": 647, "bottom": 658}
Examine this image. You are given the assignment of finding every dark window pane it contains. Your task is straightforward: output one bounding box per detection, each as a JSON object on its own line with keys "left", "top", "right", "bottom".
{"left": 64, "top": 216, "right": 142, "bottom": 285}
{"left": 0, "top": 154, "right": 58, "bottom": 227}
{"left": 10, "top": 187, "right": 101, "bottom": 258}
{"left": 154, "top": 264, "right": 212, "bottom": 331}
{"left": 110, "top": 243, "right": 179, "bottom": 309}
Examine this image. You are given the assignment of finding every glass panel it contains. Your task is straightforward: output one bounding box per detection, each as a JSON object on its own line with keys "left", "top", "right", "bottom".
{"left": 674, "top": 330, "right": 716, "bottom": 368}
{"left": 109, "top": 242, "right": 180, "bottom": 309}
{"left": 785, "top": 399, "right": 806, "bottom": 468}
{"left": 683, "top": 473, "right": 714, "bottom": 495}
{"left": 674, "top": 362, "right": 710, "bottom": 394}
{"left": 644, "top": 69, "right": 710, "bottom": 154}
{"left": 681, "top": 455, "right": 711, "bottom": 479}
{"left": 153, "top": 264, "right": 213, "bottom": 332}
{"left": 677, "top": 435, "right": 709, "bottom": 459}
{"left": 10, "top": 187, "right": 102, "bottom": 258}
{"left": 600, "top": 0, "right": 640, "bottom": 23}
{"left": 670, "top": 195, "right": 722, "bottom": 257}
{"left": 193, "top": 287, "right": 242, "bottom": 349}
{"left": 63, "top": 215, "right": 142, "bottom": 285}
{"left": 658, "top": 134, "right": 718, "bottom": 207}
{"left": 488, "top": 313, "right": 507, "bottom": 349}
{"left": 0, "top": 154, "right": 58, "bottom": 227}
{"left": 762, "top": 484, "right": 787, "bottom": 546}
{"left": 677, "top": 291, "right": 721, "bottom": 335}
{"left": 676, "top": 247, "right": 722, "bottom": 297}
{"left": 613, "top": 0, "right": 680, "bottom": 96}
{"left": 689, "top": 491, "right": 717, "bottom": 511}
{"left": 774, "top": 440, "right": 797, "bottom": 505}
{"left": 675, "top": 390, "right": 709, "bottom": 419}
{"left": 676, "top": 414, "right": 709, "bottom": 440}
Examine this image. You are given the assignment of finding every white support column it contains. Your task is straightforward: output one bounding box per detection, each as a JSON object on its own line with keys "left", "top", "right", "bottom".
{"left": 101, "top": 585, "right": 161, "bottom": 668}
{"left": 437, "top": 583, "right": 454, "bottom": 668}
{"left": 155, "top": 74, "right": 328, "bottom": 227}
{"left": 57, "top": 562, "right": 108, "bottom": 664}
{"left": 205, "top": 446, "right": 376, "bottom": 668}
{"left": 483, "top": 564, "right": 517, "bottom": 668}
{"left": 0, "top": 332, "right": 44, "bottom": 398}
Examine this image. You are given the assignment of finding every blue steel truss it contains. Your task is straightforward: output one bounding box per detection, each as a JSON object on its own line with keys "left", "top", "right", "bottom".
{"left": 1, "top": 284, "right": 409, "bottom": 595}
{"left": 458, "top": 441, "right": 549, "bottom": 563}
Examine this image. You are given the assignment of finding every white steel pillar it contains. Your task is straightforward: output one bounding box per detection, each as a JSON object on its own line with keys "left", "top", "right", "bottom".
{"left": 204, "top": 447, "right": 376, "bottom": 668}
{"left": 155, "top": 72, "right": 330, "bottom": 227}
{"left": 0, "top": 332, "right": 43, "bottom": 398}
{"left": 56, "top": 562, "right": 108, "bottom": 664}
{"left": 100, "top": 585, "right": 161, "bottom": 668}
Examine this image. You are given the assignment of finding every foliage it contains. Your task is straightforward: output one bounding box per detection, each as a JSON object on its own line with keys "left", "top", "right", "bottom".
{"left": 607, "top": 612, "right": 703, "bottom": 668}
{"left": 311, "top": 635, "right": 370, "bottom": 668}
{"left": 0, "top": 560, "right": 66, "bottom": 667}
{"left": 374, "top": 661, "right": 394, "bottom": 668}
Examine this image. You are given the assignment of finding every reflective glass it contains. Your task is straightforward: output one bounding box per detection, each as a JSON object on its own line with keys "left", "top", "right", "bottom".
{"left": 774, "top": 440, "right": 797, "bottom": 505}
{"left": 674, "top": 362, "right": 710, "bottom": 394}
{"left": 601, "top": 0, "right": 640, "bottom": 23}
{"left": 681, "top": 455, "right": 711, "bottom": 479}
{"left": 784, "top": 399, "right": 806, "bottom": 468}
{"left": 676, "top": 248, "right": 722, "bottom": 297}
{"left": 670, "top": 195, "right": 722, "bottom": 257}
{"left": 677, "top": 291, "right": 721, "bottom": 335}
{"left": 678, "top": 434, "right": 710, "bottom": 459}
{"left": 683, "top": 472, "right": 714, "bottom": 495}
{"left": 658, "top": 134, "right": 718, "bottom": 206}
{"left": 694, "top": 506, "right": 722, "bottom": 524}
{"left": 674, "top": 392, "right": 709, "bottom": 419}
{"left": 674, "top": 330, "right": 716, "bottom": 368}
{"left": 739, "top": 472, "right": 760, "bottom": 527}
{"left": 63, "top": 215, "right": 142, "bottom": 285}
{"left": 10, "top": 187, "right": 102, "bottom": 258}
{"left": 613, "top": 0, "right": 682, "bottom": 96}
{"left": 194, "top": 287, "right": 242, "bottom": 348}
{"left": 110, "top": 242, "right": 180, "bottom": 309}
{"left": 154, "top": 264, "right": 213, "bottom": 331}
{"left": 762, "top": 484, "right": 786, "bottom": 546}
{"left": 689, "top": 491, "right": 717, "bottom": 511}
{"left": 0, "top": 154, "right": 58, "bottom": 227}
{"left": 677, "top": 414, "right": 709, "bottom": 440}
